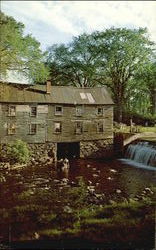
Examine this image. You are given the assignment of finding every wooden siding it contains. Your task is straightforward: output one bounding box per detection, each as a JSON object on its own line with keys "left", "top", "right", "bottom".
{"left": 0, "top": 104, "right": 47, "bottom": 143}
{"left": 46, "top": 104, "right": 113, "bottom": 142}
{"left": 0, "top": 103, "right": 113, "bottom": 144}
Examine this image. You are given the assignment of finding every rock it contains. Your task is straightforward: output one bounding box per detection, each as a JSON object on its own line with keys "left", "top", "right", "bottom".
{"left": 0, "top": 176, "right": 6, "bottom": 183}
{"left": 116, "top": 189, "right": 122, "bottom": 194}
{"left": 63, "top": 206, "right": 72, "bottom": 213}
{"left": 34, "top": 232, "right": 40, "bottom": 239}
{"left": 110, "top": 169, "right": 117, "bottom": 173}
{"left": 93, "top": 174, "right": 99, "bottom": 178}
{"left": 107, "top": 177, "right": 113, "bottom": 180}
{"left": 109, "top": 200, "right": 116, "bottom": 205}
{"left": 53, "top": 179, "right": 60, "bottom": 183}
{"left": 62, "top": 178, "right": 68, "bottom": 183}
{"left": 144, "top": 187, "right": 153, "bottom": 194}
{"left": 87, "top": 186, "right": 95, "bottom": 193}
{"left": 88, "top": 180, "right": 92, "bottom": 185}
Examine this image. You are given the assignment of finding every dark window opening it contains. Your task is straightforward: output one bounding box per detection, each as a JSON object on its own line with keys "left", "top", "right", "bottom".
{"left": 55, "top": 106, "right": 63, "bottom": 115}
{"left": 97, "top": 122, "right": 104, "bottom": 133}
{"left": 97, "top": 107, "right": 103, "bottom": 116}
{"left": 30, "top": 124, "right": 37, "bottom": 134}
{"left": 57, "top": 142, "right": 80, "bottom": 159}
{"left": 30, "top": 106, "right": 37, "bottom": 117}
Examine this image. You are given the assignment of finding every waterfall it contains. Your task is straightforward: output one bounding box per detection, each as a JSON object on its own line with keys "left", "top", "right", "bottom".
{"left": 125, "top": 142, "right": 156, "bottom": 167}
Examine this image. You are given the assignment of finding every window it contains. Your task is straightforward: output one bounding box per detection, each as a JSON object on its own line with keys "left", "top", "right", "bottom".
{"left": 76, "top": 106, "right": 83, "bottom": 116}
{"left": 54, "top": 122, "right": 62, "bottom": 133}
{"left": 8, "top": 105, "right": 16, "bottom": 116}
{"left": 30, "top": 106, "right": 37, "bottom": 117}
{"left": 97, "top": 107, "right": 103, "bottom": 116}
{"left": 97, "top": 121, "right": 104, "bottom": 133}
{"left": 29, "top": 124, "right": 37, "bottom": 134}
{"left": 55, "top": 106, "right": 63, "bottom": 115}
{"left": 8, "top": 123, "right": 16, "bottom": 135}
{"left": 75, "top": 121, "right": 83, "bottom": 134}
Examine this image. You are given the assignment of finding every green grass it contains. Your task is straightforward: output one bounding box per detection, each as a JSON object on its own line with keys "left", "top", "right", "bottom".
{"left": 114, "top": 125, "right": 156, "bottom": 133}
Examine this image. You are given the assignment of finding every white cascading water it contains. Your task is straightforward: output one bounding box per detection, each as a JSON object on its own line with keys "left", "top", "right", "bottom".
{"left": 125, "top": 142, "right": 156, "bottom": 166}
{"left": 121, "top": 142, "right": 156, "bottom": 170}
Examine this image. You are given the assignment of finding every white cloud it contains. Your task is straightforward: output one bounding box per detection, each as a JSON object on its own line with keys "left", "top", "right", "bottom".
{"left": 1, "top": 1, "right": 156, "bottom": 50}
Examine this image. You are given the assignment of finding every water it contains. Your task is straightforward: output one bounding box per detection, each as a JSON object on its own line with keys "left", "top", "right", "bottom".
{"left": 0, "top": 143, "right": 155, "bottom": 245}
{"left": 122, "top": 141, "right": 156, "bottom": 170}
{"left": 1, "top": 158, "right": 155, "bottom": 209}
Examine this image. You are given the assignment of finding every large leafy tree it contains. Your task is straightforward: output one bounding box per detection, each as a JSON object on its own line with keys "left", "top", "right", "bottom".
{"left": 46, "top": 34, "right": 102, "bottom": 87}
{"left": 0, "top": 12, "right": 49, "bottom": 83}
{"left": 46, "top": 27, "right": 155, "bottom": 122}
{"left": 91, "top": 28, "right": 155, "bottom": 121}
{"left": 138, "top": 62, "right": 156, "bottom": 116}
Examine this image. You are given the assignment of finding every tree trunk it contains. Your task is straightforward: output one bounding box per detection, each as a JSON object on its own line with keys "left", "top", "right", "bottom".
{"left": 150, "top": 88, "right": 156, "bottom": 115}
{"left": 116, "top": 102, "right": 123, "bottom": 123}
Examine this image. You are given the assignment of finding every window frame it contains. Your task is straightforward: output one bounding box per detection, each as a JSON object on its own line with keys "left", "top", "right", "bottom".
{"left": 97, "top": 121, "right": 104, "bottom": 133}
{"left": 29, "top": 123, "right": 37, "bottom": 135}
{"left": 7, "top": 123, "right": 16, "bottom": 135}
{"left": 97, "top": 107, "right": 103, "bottom": 116}
{"left": 75, "top": 121, "right": 83, "bottom": 134}
{"left": 54, "top": 122, "right": 62, "bottom": 133}
{"left": 76, "top": 105, "right": 83, "bottom": 116}
{"left": 30, "top": 106, "right": 37, "bottom": 117}
{"left": 8, "top": 105, "right": 16, "bottom": 117}
{"left": 55, "top": 106, "right": 63, "bottom": 116}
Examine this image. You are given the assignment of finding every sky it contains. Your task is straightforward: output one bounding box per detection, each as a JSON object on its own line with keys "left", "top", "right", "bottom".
{"left": 1, "top": 1, "right": 156, "bottom": 52}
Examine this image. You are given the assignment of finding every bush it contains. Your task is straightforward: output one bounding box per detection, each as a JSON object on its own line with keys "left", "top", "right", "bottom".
{"left": 7, "top": 139, "right": 30, "bottom": 163}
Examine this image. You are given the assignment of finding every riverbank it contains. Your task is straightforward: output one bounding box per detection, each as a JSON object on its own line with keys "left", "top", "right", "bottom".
{"left": 0, "top": 159, "right": 155, "bottom": 249}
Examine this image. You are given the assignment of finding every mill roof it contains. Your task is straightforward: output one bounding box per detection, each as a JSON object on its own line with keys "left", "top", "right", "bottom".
{"left": 0, "top": 82, "right": 114, "bottom": 105}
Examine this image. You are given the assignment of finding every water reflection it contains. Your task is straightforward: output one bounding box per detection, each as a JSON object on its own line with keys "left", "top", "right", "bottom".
{"left": 118, "top": 166, "right": 155, "bottom": 198}
{"left": 1, "top": 158, "right": 155, "bottom": 204}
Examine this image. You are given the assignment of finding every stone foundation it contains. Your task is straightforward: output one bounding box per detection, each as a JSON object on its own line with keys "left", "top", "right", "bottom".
{"left": 80, "top": 139, "right": 114, "bottom": 159}
{"left": 28, "top": 143, "right": 57, "bottom": 164}
{"left": 0, "top": 139, "right": 114, "bottom": 164}
{"left": 0, "top": 142, "right": 57, "bottom": 164}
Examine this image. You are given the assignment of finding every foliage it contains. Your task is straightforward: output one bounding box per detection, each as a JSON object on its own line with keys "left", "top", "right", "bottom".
{"left": 46, "top": 35, "right": 101, "bottom": 87}
{"left": 7, "top": 139, "right": 30, "bottom": 163}
{"left": 46, "top": 27, "right": 155, "bottom": 122}
{"left": 134, "top": 61, "right": 156, "bottom": 115}
{"left": 0, "top": 11, "right": 49, "bottom": 83}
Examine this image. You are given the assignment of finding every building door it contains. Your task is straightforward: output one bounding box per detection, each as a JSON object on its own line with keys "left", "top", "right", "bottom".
{"left": 57, "top": 142, "right": 80, "bottom": 159}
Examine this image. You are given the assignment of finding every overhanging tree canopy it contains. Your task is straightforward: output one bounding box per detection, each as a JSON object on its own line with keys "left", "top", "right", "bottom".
{"left": 0, "top": 12, "right": 49, "bottom": 83}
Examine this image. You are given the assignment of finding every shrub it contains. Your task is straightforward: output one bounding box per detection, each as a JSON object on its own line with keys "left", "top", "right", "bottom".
{"left": 7, "top": 139, "right": 30, "bottom": 163}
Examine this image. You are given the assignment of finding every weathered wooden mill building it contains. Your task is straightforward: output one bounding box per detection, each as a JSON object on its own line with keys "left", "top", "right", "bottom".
{"left": 0, "top": 81, "right": 114, "bottom": 159}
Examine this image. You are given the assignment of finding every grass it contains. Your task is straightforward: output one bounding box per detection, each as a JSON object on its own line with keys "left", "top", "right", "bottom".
{"left": 114, "top": 125, "right": 156, "bottom": 133}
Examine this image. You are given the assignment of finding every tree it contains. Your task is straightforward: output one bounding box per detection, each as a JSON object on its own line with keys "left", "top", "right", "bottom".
{"left": 137, "top": 62, "right": 156, "bottom": 116}
{"left": 0, "top": 12, "right": 49, "bottom": 83}
{"left": 46, "top": 34, "right": 102, "bottom": 87}
{"left": 92, "top": 28, "right": 155, "bottom": 122}
{"left": 125, "top": 78, "right": 151, "bottom": 116}
{"left": 46, "top": 28, "right": 155, "bottom": 122}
